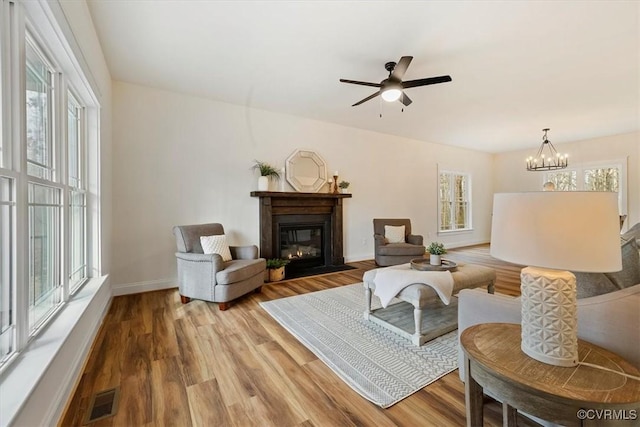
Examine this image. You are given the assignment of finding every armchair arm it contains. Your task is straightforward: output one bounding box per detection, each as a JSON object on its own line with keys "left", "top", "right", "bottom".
{"left": 230, "top": 245, "right": 259, "bottom": 260}
{"left": 374, "top": 234, "right": 386, "bottom": 249}
{"left": 175, "top": 252, "right": 225, "bottom": 271}
{"left": 407, "top": 234, "right": 423, "bottom": 246}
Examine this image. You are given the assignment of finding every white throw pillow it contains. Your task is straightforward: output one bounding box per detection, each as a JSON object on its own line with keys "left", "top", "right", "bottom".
{"left": 200, "top": 234, "right": 232, "bottom": 261}
{"left": 384, "top": 225, "right": 405, "bottom": 244}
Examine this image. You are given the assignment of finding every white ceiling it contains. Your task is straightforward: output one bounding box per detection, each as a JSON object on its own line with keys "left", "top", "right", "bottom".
{"left": 86, "top": 0, "right": 639, "bottom": 153}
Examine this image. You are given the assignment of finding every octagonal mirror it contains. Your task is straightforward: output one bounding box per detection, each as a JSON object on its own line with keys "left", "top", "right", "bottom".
{"left": 285, "top": 149, "right": 328, "bottom": 193}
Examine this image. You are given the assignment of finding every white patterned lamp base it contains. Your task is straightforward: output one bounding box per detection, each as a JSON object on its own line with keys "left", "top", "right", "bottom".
{"left": 520, "top": 266, "right": 578, "bottom": 367}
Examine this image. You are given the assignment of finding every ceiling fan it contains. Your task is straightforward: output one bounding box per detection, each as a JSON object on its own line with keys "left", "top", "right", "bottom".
{"left": 339, "top": 56, "right": 452, "bottom": 107}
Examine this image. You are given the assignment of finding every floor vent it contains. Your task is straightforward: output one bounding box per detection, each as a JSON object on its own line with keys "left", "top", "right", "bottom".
{"left": 84, "top": 386, "right": 120, "bottom": 424}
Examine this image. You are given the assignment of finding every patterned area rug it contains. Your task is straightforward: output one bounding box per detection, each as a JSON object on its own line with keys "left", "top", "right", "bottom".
{"left": 260, "top": 283, "right": 458, "bottom": 408}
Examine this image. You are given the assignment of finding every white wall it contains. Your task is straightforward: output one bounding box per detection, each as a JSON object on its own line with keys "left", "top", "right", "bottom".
{"left": 111, "top": 81, "right": 494, "bottom": 292}
{"left": 493, "top": 132, "right": 640, "bottom": 228}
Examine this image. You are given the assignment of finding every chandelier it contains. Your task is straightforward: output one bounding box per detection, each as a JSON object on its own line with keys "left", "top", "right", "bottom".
{"left": 526, "top": 128, "right": 568, "bottom": 171}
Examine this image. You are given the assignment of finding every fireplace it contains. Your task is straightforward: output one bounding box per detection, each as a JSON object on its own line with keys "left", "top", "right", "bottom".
{"left": 250, "top": 191, "right": 352, "bottom": 278}
{"left": 277, "top": 215, "right": 330, "bottom": 274}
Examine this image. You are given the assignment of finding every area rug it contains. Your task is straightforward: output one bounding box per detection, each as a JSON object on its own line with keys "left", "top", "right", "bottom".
{"left": 259, "top": 283, "right": 458, "bottom": 408}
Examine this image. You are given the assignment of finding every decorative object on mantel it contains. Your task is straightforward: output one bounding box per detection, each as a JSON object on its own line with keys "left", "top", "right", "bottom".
{"left": 426, "top": 242, "right": 447, "bottom": 266}
{"left": 279, "top": 167, "right": 286, "bottom": 191}
{"left": 326, "top": 179, "right": 333, "bottom": 193}
{"left": 332, "top": 171, "right": 339, "bottom": 193}
{"left": 266, "top": 258, "right": 290, "bottom": 282}
{"left": 338, "top": 180, "right": 350, "bottom": 193}
{"left": 253, "top": 160, "right": 280, "bottom": 191}
{"left": 490, "top": 192, "right": 621, "bottom": 367}
{"left": 526, "top": 128, "right": 568, "bottom": 171}
{"left": 285, "top": 149, "right": 327, "bottom": 193}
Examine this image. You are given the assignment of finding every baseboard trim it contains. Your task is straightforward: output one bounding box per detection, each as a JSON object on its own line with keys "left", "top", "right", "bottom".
{"left": 112, "top": 278, "right": 176, "bottom": 296}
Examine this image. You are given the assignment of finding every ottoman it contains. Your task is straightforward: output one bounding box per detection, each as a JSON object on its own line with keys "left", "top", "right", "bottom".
{"left": 363, "top": 262, "right": 495, "bottom": 345}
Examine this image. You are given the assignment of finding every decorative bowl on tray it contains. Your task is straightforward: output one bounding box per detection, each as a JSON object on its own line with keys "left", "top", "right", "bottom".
{"left": 410, "top": 258, "right": 458, "bottom": 272}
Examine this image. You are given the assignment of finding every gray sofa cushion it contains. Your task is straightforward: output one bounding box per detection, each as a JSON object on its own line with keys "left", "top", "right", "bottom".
{"left": 575, "top": 237, "right": 640, "bottom": 298}
{"left": 604, "top": 237, "right": 640, "bottom": 289}
{"left": 575, "top": 272, "right": 617, "bottom": 299}
{"left": 622, "top": 222, "right": 640, "bottom": 245}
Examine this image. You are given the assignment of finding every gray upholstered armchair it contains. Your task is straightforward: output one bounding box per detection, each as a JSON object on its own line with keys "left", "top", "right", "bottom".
{"left": 373, "top": 218, "right": 426, "bottom": 266}
{"left": 173, "top": 223, "right": 266, "bottom": 310}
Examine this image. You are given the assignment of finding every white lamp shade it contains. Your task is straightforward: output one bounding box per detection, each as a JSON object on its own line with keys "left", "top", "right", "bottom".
{"left": 490, "top": 192, "right": 621, "bottom": 272}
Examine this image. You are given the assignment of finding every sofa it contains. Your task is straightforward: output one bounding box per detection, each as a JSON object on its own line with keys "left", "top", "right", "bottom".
{"left": 458, "top": 222, "right": 640, "bottom": 380}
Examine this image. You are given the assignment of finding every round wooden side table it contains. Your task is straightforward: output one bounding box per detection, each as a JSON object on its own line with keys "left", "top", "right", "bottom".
{"left": 461, "top": 323, "right": 640, "bottom": 426}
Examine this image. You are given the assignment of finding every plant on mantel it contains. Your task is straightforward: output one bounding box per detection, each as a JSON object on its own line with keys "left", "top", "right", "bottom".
{"left": 253, "top": 160, "right": 280, "bottom": 179}
{"left": 254, "top": 160, "right": 280, "bottom": 191}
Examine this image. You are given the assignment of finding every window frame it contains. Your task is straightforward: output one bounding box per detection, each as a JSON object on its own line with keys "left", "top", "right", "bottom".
{"left": 438, "top": 170, "right": 473, "bottom": 233}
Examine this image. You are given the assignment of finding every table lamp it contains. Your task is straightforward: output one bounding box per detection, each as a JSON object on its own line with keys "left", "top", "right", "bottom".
{"left": 490, "top": 192, "right": 621, "bottom": 367}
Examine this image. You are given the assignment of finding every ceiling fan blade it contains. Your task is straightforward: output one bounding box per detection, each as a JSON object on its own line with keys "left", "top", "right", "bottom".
{"left": 352, "top": 91, "right": 381, "bottom": 106}
{"left": 339, "top": 79, "right": 381, "bottom": 88}
{"left": 400, "top": 92, "right": 412, "bottom": 106}
{"left": 402, "top": 75, "right": 452, "bottom": 89}
{"left": 391, "top": 56, "right": 413, "bottom": 80}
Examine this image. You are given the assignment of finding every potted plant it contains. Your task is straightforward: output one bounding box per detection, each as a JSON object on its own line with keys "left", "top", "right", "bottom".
{"left": 266, "top": 258, "right": 290, "bottom": 282}
{"left": 427, "top": 242, "right": 447, "bottom": 266}
{"left": 338, "top": 180, "right": 350, "bottom": 193}
{"left": 254, "top": 160, "right": 280, "bottom": 191}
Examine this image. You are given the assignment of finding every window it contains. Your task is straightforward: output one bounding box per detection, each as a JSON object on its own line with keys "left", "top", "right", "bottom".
{"left": 439, "top": 171, "right": 471, "bottom": 232}
{"left": 0, "top": 176, "right": 14, "bottom": 364}
{"left": 0, "top": 1, "right": 100, "bottom": 370}
{"left": 584, "top": 167, "right": 619, "bottom": 192}
{"left": 544, "top": 161, "right": 626, "bottom": 214}
{"left": 545, "top": 170, "right": 577, "bottom": 191}
{"left": 28, "top": 183, "right": 62, "bottom": 330}
{"left": 26, "top": 39, "right": 55, "bottom": 181}
{"left": 67, "top": 93, "right": 86, "bottom": 292}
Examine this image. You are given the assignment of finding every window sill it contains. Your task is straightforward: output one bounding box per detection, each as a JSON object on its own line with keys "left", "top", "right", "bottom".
{"left": 438, "top": 228, "right": 474, "bottom": 235}
{"left": 0, "top": 275, "right": 110, "bottom": 426}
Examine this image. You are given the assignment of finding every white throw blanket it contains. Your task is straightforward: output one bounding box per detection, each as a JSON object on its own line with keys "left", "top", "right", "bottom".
{"left": 373, "top": 264, "right": 454, "bottom": 308}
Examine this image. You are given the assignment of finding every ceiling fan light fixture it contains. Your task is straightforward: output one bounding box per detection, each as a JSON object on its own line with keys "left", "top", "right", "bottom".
{"left": 381, "top": 87, "right": 402, "bottom": 102}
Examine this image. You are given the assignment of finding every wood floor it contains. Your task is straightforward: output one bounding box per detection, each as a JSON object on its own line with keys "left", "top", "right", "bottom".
{"left": 60, "top": 244, "right": 534, "bottom": 427}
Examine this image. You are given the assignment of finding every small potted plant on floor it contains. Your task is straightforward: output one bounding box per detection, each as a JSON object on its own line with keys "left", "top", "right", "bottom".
{"left": 427, "top": 242, "right": 447, "bottom": 266}
{"left": 338, "top": 180, "right": 350, "bottom": 193}
{"left": 266, "top": 258, "right": 290, "bottom": 282}
{"left": 254, "top": 160, "right": 280, "bottom": 191}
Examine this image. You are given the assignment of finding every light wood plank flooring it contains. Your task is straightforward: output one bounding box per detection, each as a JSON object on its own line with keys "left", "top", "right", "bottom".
{"left": 60, "top": 244, "right": 534, "bottom": 426}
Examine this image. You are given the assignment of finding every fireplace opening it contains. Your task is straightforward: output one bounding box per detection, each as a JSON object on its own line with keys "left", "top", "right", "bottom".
{"left": 280, "top": 224, "right": 324, "bottom": 269}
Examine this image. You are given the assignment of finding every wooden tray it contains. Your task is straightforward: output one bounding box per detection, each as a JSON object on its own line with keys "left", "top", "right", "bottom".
{"left": 411, "top": 258, "right": 458, "bottom": 271}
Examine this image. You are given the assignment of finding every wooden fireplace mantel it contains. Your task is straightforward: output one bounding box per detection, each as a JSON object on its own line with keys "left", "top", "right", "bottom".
{"left": 250, "top": 191, "right": 352, "bottom": 200}
{"left": 250, "top": 191, "right": 352, "bottom": 265}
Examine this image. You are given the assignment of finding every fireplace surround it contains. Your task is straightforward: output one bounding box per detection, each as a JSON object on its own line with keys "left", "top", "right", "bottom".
{"left": 250, "top": 191, "right": 352, "bottom": 277}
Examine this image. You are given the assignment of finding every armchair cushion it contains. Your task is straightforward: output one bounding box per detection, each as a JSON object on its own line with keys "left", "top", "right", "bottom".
{"left": 201, "top": 234, "right": 232, "bottom": 261}
{"left": 216, "top": 259, "right": 266, "bottom": 285}
{"left": 230, "top": 245, "right": 259, "bottom": 260}
{"left": 377, "top": 243, "right": 426, "bottom": 256}
{"left": 384, "top": 225, "right": 405, "bottom": 243}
